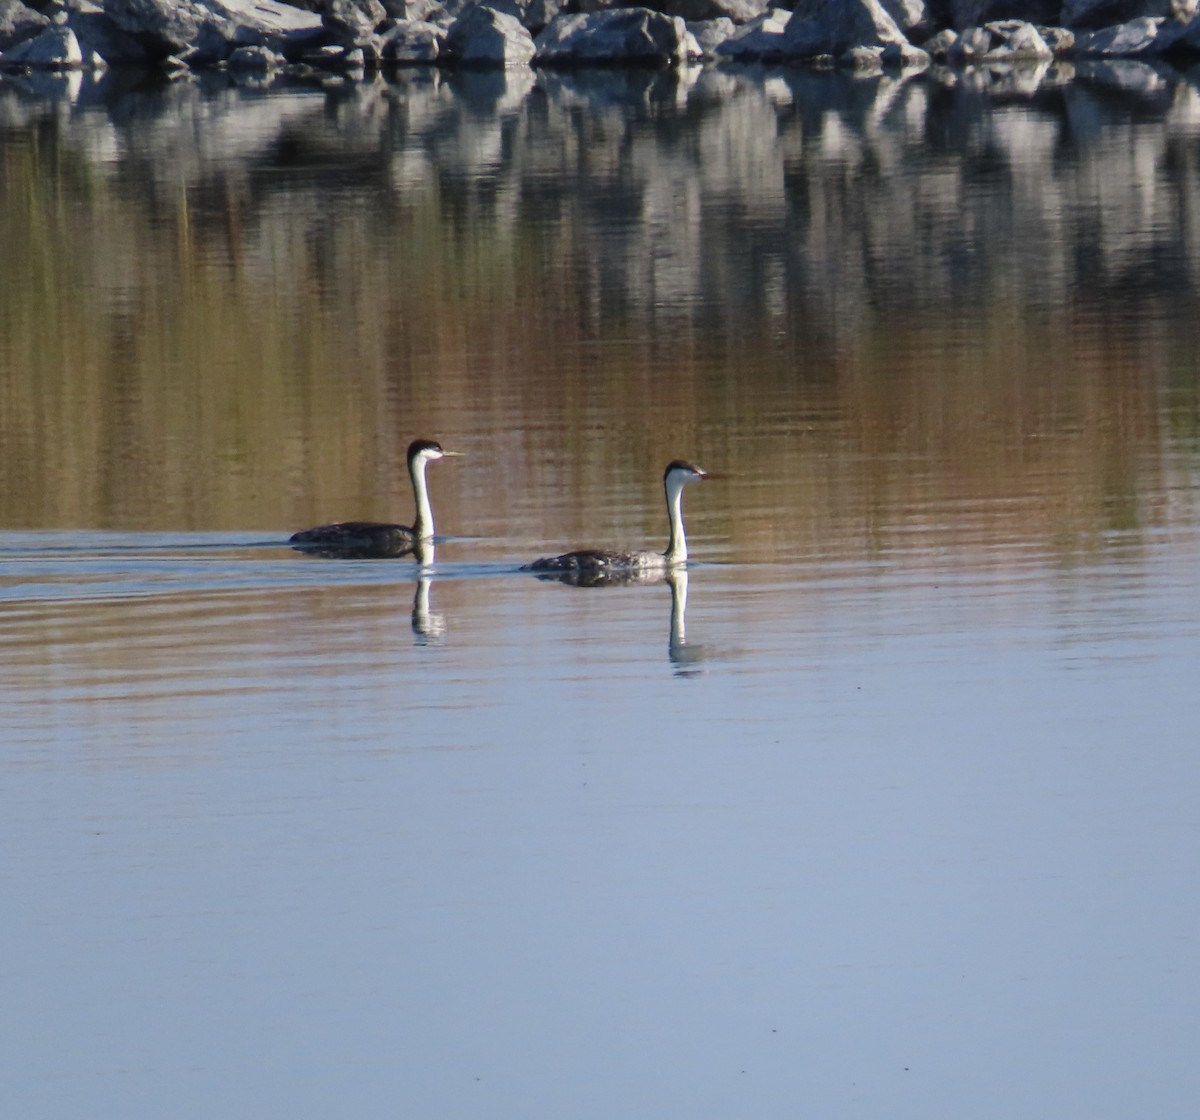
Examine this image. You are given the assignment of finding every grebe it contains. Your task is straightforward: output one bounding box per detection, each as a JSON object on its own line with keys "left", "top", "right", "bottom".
{"left": 523, "top": 459, "right": 712, "bottom": 575}
{"left": 290, "top": 438, "right": 461, "bottom": 559}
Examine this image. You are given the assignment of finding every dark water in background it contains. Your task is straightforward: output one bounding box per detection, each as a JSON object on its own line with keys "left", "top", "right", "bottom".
{"left": 1, "top": 62, "right": 1199, "bottom": 1118}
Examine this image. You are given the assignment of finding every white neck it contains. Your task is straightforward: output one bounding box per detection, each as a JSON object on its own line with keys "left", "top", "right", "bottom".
{"left": 410, "top": 453, "right": 435, "bottom": 538}
{"left": 663, "top": 472, "right": 688, "bottom": 564}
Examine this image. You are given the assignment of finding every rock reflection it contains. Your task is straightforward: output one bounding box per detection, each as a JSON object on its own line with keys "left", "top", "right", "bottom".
{"left": 3, "top": 64, "right": 1200, "bottom": 559}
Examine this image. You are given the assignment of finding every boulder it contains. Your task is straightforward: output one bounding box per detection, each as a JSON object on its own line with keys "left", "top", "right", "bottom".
{"left": 2, "top": 23, "right": 84, "bottom": 66}
{"left": 322, "top": 0, "right": 385, "bottom": 45}
{"left": 987, "top": 18, "right": 1054, "bottom": 57}
{"left": 301, "top": 40, "right": 365, "bottom": 64}
{"left": 1037, "top": 24, "right": 1076, "bottom": 52}
{"left": 227, "top": 41, "right": 285, "bottom": 66}
{"left": 879, "top": 0, "right": 927, "bottom": 36}
{"left": 687, "top": 14, "right": 734, "bottom": 52}
{"left": 534, "top": 7, "right": 692, "bottom": 64}
{"left": 712, "top": 6, "right": 789, "bottom": 56}
{"left": 1061, "top": 0, "right": 1173, "bottom": 28}
{"left": 445, "top": 4, "right": 536, "bottom": 64}
{"left": 381, "top": 0, "right": 445, "bottom": 18}
{"left": 523, "top": 0, "right": 564, "bottom": 32}
{"left": 216, "top": 0, "right": 329, "bottom": 53}
{"left": 950, "top": 22, "right": 990, "bottom": 56}
{"left": 949, "top": 18, "right": 1054, "bottom": 59}
{"left": 0, "top": 0, "right": 48, "bottom": 52}
{"left": 67, "top": 1, "right": 150, "bottom": 64}
{"left": 1071, "top": 14, "right": 1184, "bottom": 53}
{"left": 104, "top": 0, "right": 203, "bottom": 54}
{"left": 781, "top": 0, "right": 922, "bottom": 61}
{"left": 648, "top": 0, "right": 768, "bottom": 23}
{"left": 103, "top": 0, "right": 324, "bottom": 62}
{"left": 380, "top": 16, "right": 444, "bottom": 58}
{"left": 920, "top": 26, "right": 955, "bottom": 56}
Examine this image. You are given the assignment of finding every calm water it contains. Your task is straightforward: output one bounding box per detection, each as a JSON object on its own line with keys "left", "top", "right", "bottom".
{"left": 2, "top": 62, "right": 1199, "bottom": 1117}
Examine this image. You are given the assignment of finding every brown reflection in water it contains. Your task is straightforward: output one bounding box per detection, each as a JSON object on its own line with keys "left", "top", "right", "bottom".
{"left": 1, "top": 76, "right": 1198, "bottom": 570}
{"left": 0, "top": 582, "right": 427, "bottom": 731}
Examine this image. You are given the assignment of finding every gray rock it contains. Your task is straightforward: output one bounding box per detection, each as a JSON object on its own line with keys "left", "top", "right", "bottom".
{"left": 649, "top": 0, "right": 767, "bottom": 24}
{"left": 67, "top": 1, "right": 150, "bottom": 63}
{"left": 1037, "top": 24, "right": 1076, "bottom": 53}
{"left": 103, "top": 0, "right": 324, "bottom": 62}
{"left": 227, "top": 41, "right": 284, "bottom": 66}
{"left": 380, "top": 15, "right": 443, "bottom": 58}
{"left": 445, "top": 4, "right": 535, "bottom": 64}
{"left": 920, "top": 26, "right": 955, "bottom": 57}
{"left": 534, "top": 7, "right": 691, "bottom": 64}
{"left": 712, "top": 6, "right": 788, "bottom": 56}
{"left": 323, "top": 0, "right": 386, "bottom": 44}
{"left": 991, "top": 18, "right": 1054, "bottom": 57}
{"left": 221, "top": 0, "right": 326, "bottom": 48}
{"left": 1071, "top": 15, "right": 1184, "bottom": 53}
{"left": 781, "top": 0, "right": 917, "bottom": 59}
{"left": 687, "top": 15, "right": 733, "bottom": 53}
{"left": 0, "top": 0, "right": 49, "bottom": 52}
{"left": 954, "top": 18, "right": 1054, "bottom": 59}
{"left": 842, "top": 43, "right": 888, "bottom": 66}
{"left": 522, "top": 0, "right": 563, "bottom": 32}
{"left": 381, "top": 0, "right": 444, "bottom": 18}
{"left": 879, "top": 0, "right": 926, "bottom": 35}
{"left": 3, "top": 23, "right": 84, "bottom": 65}
{"left": 104, "top": 0, "right": 202, "bottom": 54}
{"left": 949, "top": 22, "right": 990, "bottom": 57}
{"left": 302, "top": 39, "right": 365, "bottom": 63}
{"left": 1061, "top": 0, "right": 1172, "bottom": 29}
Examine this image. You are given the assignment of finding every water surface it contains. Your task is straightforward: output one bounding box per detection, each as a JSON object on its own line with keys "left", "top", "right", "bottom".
{"left": 2, "top": 61, "right": 1199, "bottom": 1119}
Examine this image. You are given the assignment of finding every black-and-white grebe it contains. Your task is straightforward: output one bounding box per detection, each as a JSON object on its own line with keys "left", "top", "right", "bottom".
{"left": 523, "top": 459, "right": 712, "bottom": 576}
{"left": 290, "top": 438, "right": 461, "bottom": 559}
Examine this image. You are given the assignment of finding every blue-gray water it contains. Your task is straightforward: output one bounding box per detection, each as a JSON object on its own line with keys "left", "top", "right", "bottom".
{"left": 2, "top": 61, "right": 1199, "bottom": 1118}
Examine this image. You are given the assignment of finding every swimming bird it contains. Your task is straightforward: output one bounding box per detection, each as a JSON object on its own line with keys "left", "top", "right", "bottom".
{"left": 523, "top": 459, "right": 712, "bottom": 576}
{"left": 290, "top": 438, "right": 461, "bottom": 559}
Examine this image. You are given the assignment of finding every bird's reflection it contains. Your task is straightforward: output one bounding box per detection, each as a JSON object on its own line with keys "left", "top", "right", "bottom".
{"left": 665, "top": 568, "right": 704, "bottom": 676}
{"left": 530, "top": 565, "right": 705, "bottom": 675}
{"left": 411, "top": 540, "right": 445, "bottom": 643}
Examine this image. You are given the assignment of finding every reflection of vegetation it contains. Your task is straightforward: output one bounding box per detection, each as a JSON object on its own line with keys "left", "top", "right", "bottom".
{"left": 0, "top": 70, "right": 1197, "bottom": 566}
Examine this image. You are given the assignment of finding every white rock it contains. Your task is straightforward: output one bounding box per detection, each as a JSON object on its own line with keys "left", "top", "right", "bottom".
{"left": 535, "top": 8, "right": 691, "bottom": 65}
{"left": 446, "top": 5, "right": 535, "bottom": 66}
{"left": 4, "top": 24, "right": 83, "bottom": 67}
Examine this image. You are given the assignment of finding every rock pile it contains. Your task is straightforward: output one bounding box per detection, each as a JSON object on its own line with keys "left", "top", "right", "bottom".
{"left": 4, "top": 0, "right": 1200, "bottom": 75}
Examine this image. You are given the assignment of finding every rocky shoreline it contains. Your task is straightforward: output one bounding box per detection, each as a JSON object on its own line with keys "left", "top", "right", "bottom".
{"left": 2, "top": 0, "right": 1200, "bottom": 78}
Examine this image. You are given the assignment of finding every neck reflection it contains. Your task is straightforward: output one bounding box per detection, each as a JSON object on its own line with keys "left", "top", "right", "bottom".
{"left": 528, "top": 561, "right": 706, "bottom": 673}
{"left": 666, "top": 567, "right": 704, "bottom": 676}
{"left": 411, "top": 540, "right": 445, "bottom": 643}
